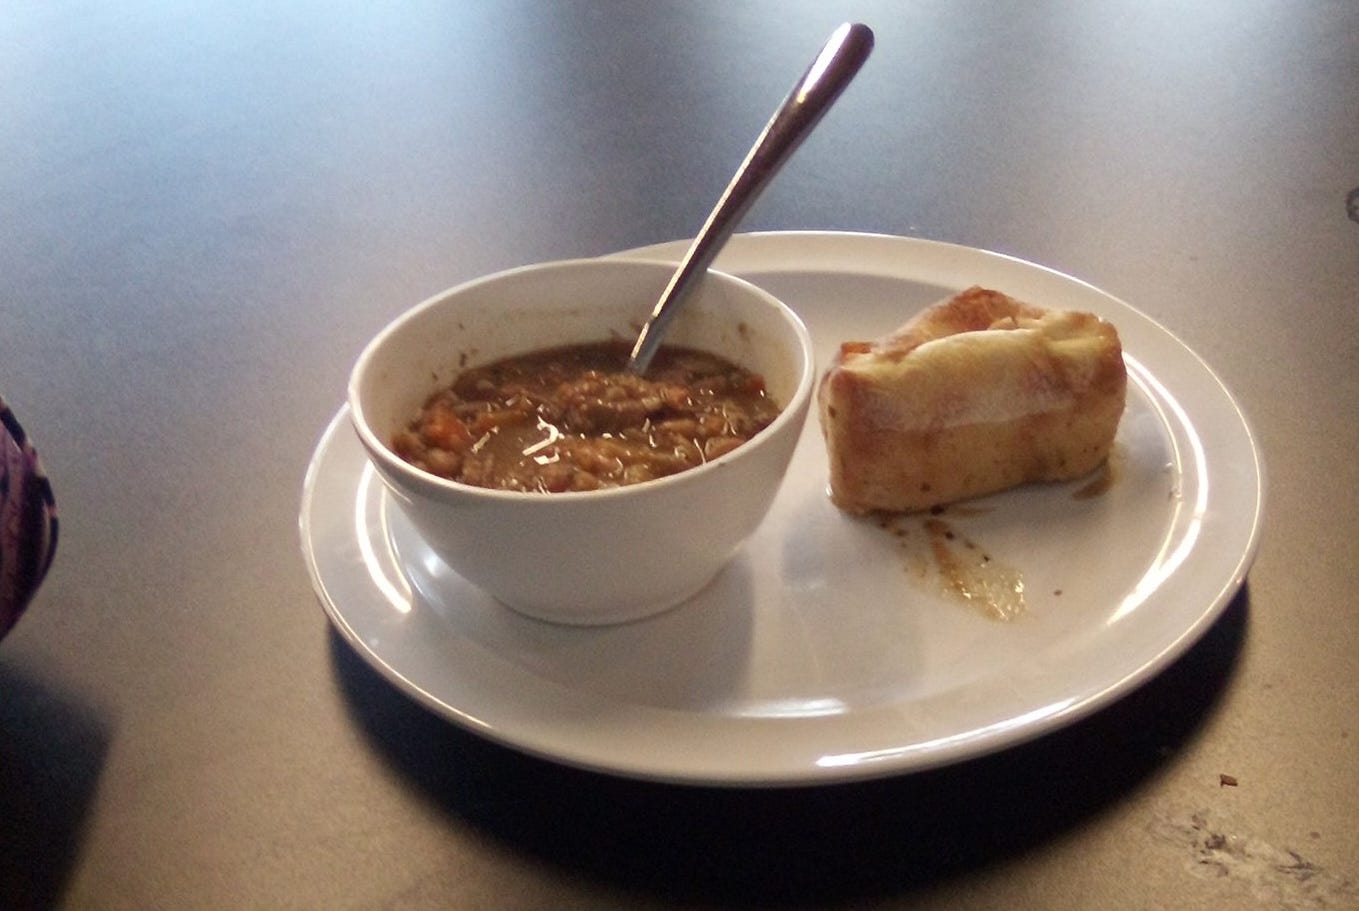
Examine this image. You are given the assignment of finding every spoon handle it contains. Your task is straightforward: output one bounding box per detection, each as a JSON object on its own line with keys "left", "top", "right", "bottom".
{"left": 627, "top": 22, "right": 874, "bottom": 374}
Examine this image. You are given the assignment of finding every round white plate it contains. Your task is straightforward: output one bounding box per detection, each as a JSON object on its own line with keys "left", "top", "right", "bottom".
{"left": 300, "top": 232, "right": 1263, "bottom": 786}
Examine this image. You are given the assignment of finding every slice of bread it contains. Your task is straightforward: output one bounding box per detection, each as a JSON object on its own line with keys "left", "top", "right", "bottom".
{"left": 817, "top": 286, "right": 1126, "bottom": 513}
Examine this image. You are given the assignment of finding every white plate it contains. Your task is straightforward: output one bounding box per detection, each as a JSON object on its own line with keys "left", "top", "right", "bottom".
{"left": 300, "top": 232, "right": 1263, "bottom": 786}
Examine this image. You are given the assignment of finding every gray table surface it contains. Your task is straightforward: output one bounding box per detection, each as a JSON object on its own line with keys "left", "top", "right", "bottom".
{"left": 2, "top": 2, "right": 1356, "bottom": 908}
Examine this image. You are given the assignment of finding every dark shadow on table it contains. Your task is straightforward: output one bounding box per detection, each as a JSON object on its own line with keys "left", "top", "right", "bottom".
{"left": 0, "top": 659, "right": 112, "bottom": 911}
{"left": 332, "top": 586, "right": 1250, "bottom": 907}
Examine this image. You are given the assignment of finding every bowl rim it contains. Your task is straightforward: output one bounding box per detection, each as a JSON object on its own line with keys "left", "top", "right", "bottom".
{"left": 347, "top": 257, "right": 815, "bottom": 504}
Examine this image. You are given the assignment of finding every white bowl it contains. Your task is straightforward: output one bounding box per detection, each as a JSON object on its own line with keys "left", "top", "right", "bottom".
{"left": 348, "top": 257, "right": 814, "bottom": 625}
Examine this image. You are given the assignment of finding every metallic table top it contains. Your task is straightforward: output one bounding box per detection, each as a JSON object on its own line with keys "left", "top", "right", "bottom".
{"left": 1, "top": 3, "right": 1355, "bottom": 908}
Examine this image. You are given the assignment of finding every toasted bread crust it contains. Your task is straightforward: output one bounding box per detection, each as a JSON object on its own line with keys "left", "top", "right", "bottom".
{"left": 818, "top": 287, "right": 1126, "bottom": 513}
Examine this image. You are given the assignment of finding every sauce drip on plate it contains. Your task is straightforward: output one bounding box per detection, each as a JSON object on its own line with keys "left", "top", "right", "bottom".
{"left": 923, "top": 518, "right": 1026, "bottom": 621}
{"left": 876, "top": 510, "right": 1027, "bottom": 622}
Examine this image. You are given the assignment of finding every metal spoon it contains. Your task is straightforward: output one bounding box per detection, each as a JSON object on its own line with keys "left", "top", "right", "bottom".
{"left": 627, "top": 22, "right": 874, "bottom": 374}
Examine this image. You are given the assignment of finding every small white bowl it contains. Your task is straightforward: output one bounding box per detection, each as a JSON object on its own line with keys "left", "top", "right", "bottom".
{"left": 348, "top": 257, "right": 814, "bottom": 625}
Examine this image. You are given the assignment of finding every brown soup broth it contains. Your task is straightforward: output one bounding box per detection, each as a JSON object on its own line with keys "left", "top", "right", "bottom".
{"left": 391, "top": 340, "right": 781, "bottom": 492}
